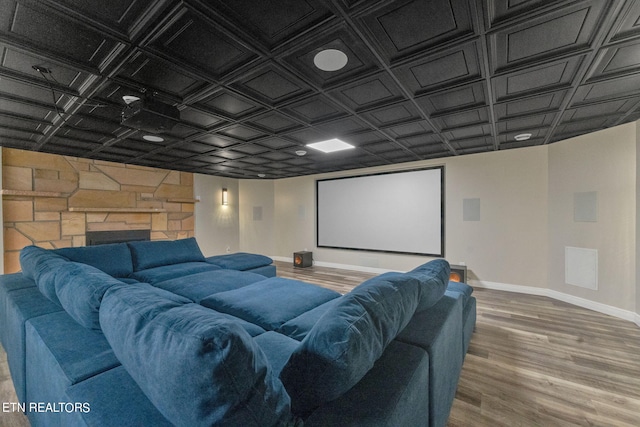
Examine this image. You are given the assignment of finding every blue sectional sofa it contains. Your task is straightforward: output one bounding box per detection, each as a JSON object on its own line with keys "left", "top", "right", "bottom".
{"left": 0, "top": 238, "right": 476, "bottom": 426}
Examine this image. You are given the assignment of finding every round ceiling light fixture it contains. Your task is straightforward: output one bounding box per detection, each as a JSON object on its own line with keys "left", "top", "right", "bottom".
{"left": 313, "top": 49, "right": 348, "bottom": 72}
{"left": 295, "top": 150, "right": 307, "bottom": 156}
{"left": 514, "top": 133, "right": 532, "bottom": 141}
{"left": 258, "top": 173, "right": 266, "bottom": 178}
{"left": 143, "top": 135, "right": 164, "bottom": 142}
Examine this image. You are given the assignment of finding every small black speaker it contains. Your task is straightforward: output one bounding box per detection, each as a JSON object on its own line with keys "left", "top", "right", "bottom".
{"left": 293, "top": 251, "right": 312, "bottom": 268}
{"left": 450, "top": 264, "right": 467, "bottom": 283}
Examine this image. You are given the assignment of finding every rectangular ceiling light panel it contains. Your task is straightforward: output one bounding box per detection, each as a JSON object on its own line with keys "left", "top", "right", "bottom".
{"left": 307, "top": 138, "right": 355, "bottom": 153}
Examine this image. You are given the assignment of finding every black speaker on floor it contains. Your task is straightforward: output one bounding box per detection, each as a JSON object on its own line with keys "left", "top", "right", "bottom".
{"left": 293, "top": 251, "right": 312, "bottom": 268}
{"left": 450, "top": 264, "right": 467, "bottom": 283}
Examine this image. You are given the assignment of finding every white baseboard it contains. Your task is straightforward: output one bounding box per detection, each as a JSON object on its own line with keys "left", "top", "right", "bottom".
{"left": 271, "top": 257, "right": 640, "bottom": 327}
{"left": 470, "top": 279, "right": 639, "bottom": 326}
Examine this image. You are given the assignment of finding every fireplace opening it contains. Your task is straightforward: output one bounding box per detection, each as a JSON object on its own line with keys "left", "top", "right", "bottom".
{"left": 86, "top": 230, "right": 151, "bottom": 246}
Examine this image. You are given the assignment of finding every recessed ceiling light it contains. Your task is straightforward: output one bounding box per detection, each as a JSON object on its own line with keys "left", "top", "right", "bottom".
{"left": 122, "top": 95, "right": 141, "bottom": 104}
{"left": 258, "top": 174, "right": 266, "bottom": 178}
{"left": 313, "top": 49, "right": 348, "bottom": 72}
{"left": 307, "top": 138, "right": 355, "bottom": 153}
{"left": 295, "top": 150, "right": 307, "bottom": 156}
{"left": 143, "top": 135, "right": 164, "bottom": 142}
{"left": 514, "top": 133, "right": 532, "bottom": 141}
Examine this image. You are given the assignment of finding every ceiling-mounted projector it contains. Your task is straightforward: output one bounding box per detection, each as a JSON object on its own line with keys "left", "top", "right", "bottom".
{"left": 121, "top": 97, "right": 180, "bottom": 134}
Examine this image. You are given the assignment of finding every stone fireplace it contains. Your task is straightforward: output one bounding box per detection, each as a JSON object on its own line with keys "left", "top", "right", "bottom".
{"left": 2, "top": 148, "right": 196, "bottom": 273}
{"left": 85, "top": 229, "right": 151, "bottom": 246}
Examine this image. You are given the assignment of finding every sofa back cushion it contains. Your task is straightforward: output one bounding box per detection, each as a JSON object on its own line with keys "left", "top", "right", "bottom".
{"left": 100, "top": 284, "right": 295, "bottom": 427}
{"left": 53, "top": 262, "right": 126, "bottom": 329}
{"left": 280, "top": 273, "right": 422, "bottom": 417}
{"left": 19, "top": 246, "right": 69, "bottom": 305}
{"left": 127, "top": 237, "right": 205, "bottom": 271}
{"left": 53, "top": 243, "right": 133, "bottom": 278}
{"left": 206, "top": 252, "right": 273, "bottom": 270}
{"left": 407, "top": 259, "right": 450, "bottom": 311}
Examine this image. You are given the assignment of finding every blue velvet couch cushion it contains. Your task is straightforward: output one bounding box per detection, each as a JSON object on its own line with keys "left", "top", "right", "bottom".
{"left": 19, "top": 245, "right": 69, "bottom": 305}
{"left": 395, "top": 294, "right": 464, "bottom": 427}
{"left": 53, "top": 262, "right": 126, "bottom": 330}
{"left": 254, "top": 331, "right": 300, "bottom": 377}
{"left": 407, "top": 259, "right": 451, "bottom": 312}
{"left": 127, "top": 237, "right": 205, "bottom": 271}
{"left": 246, "top": 264, "right": 277, "bottom": 277}
{"left": 152, "top": 269, "right": 267, "bottom": 302}
{"left": 54, "top": 243, "right": 133, "bottom": 278}
{"left": 0, "top": 273, "right": 37, "bottom": 347}
{"left": 280, "top": 273, "right": 422, "bottom": 417}
{"left": 206, "top": 252, "right": 273, "bottom": 270}
{"left": 352, "top": 259, "right": 449, "bottom": 314}
{"left": 4, "top": 287, "right": 63, "bottom": 402}
{"left": 277, "top": 298, "right": 341, "bottom": 341}
{"left": 25, "top": 311, "right": 121, "bottom": 402}
{"left": 446, "top": 280, "right": 474, "bottom": 305}
{"left": 100, "top": 284, "right": 295, "bottom": 427}
{"left": 66, "top": 366, "right": 174, "bottom": 427}
{"left": 200, "top": 277, "right": 340, "bottom": 331}
{"left": 129, "top": 262, "right": 221, "bottom": 284}
{"left": 304, "top": 340, "right": 430, "bottom": 427}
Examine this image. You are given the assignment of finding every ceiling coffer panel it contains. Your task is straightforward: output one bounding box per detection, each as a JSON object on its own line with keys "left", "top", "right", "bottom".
{"left": 489, "top": 1, "right": 609, "bottom": 72}
{"left": 2, "top": 2, "right": 123, "bottom": 69}
{"left": 393, "top": 42, "right": 482, "bottom": 96}
{"left": 149, "top": 9, "right": 256, "bottom": 78}
{"left": 206, "top": 0, "right": 335, "bottom": 49}
{"left": 0, "top": 0, "right": 638, "bottom": 178}
{"left": 359, "top": 0, "right": 475, "bottom": 63}
{"left": 232, "top": 64, "right": 310, "bottom": 105}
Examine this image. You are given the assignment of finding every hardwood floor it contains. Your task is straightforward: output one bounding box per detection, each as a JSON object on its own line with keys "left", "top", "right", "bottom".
{"left": 277, "top": 261, "right": 640, "bottom": 426}
{"left": 2, "top": 262, "right": 639, "bottom": 426}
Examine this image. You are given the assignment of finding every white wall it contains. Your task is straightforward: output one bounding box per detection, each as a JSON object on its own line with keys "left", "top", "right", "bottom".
{"left": 273, "top": 176, "right": 316, "bottom": 260}
{"left": 548, "top": 124, "right": 636, "bottom": 311}
{"left": 194, "top": 174, "right": 239, "bottom": 256}
{"left": 196, "top": 121, "right": 639, "bottom": 320}
{"left": 446, "top": 146, "right": 549, "bottom": 288}
{"left": 263, "top": 146, "right": 549, "bottom": 286}
{"left": 239, "top": 179, "right": 275, "bottom": 256}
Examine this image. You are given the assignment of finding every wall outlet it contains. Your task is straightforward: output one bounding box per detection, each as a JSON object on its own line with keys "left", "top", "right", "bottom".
{"left": 226, "top": 246, "right": 231, "bottom": 253}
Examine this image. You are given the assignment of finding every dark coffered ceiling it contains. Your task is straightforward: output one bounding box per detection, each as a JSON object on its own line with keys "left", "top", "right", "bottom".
{"left": 1, "top": 0, "right": 640, "bottom": 178}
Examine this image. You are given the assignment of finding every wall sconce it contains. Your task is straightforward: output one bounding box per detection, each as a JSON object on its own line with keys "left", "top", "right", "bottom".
{"left": 222, "top": 188, "right": 228, "bottom": 205}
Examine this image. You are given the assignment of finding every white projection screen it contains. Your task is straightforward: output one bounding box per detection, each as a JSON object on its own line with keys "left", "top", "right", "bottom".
{"left": 316, "top": 166, "right": 444, "bottom": 256}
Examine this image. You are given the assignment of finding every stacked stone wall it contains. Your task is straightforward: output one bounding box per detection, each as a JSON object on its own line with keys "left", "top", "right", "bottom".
{"left": 2, "top": 148, "right": 195, "bottom": 273}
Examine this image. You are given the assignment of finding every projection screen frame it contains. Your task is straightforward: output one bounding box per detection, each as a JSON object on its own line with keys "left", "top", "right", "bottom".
{"left": 316, "top": 166, "right": 445, "bottom": 257}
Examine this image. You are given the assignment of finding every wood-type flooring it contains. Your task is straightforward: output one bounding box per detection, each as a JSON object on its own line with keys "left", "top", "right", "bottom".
{"left": 1, "top": 261, "right": 639, "bottom": 426}
{"left": 276, "top": 261, "right": 640, "bottom": 426}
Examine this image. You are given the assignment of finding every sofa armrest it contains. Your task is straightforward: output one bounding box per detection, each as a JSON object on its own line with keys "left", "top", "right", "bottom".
{"left": 305, "top": 340, "right": 430, "bottom": 426}
{"left": 395, "top": 294, "right": 464, "bottom": 427}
